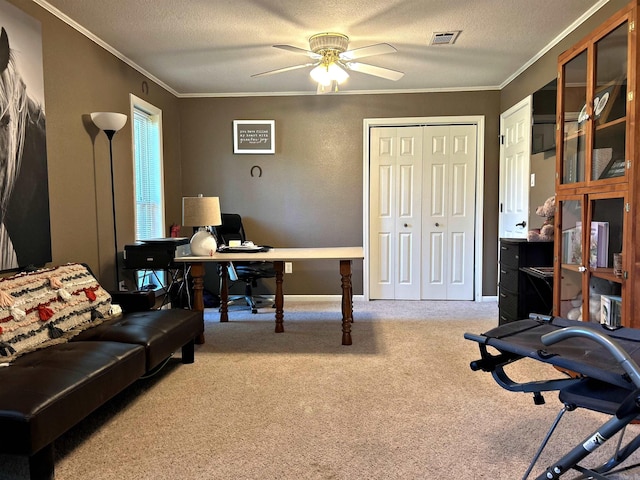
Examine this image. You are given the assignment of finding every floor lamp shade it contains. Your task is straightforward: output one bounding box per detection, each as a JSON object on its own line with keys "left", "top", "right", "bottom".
{"left": 182, "top": 196, "right": 222, "bottom": 256}
{"left": 90, "top": 112, "right": 127, "bottom": 133}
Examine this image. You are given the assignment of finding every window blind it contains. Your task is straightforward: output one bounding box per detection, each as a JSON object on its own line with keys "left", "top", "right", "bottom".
{"left": 133, "top": 107, "right": 164, "bottom": 241}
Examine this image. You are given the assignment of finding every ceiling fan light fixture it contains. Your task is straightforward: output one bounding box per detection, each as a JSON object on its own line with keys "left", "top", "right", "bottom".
{"left": 328, "top": 62, "right": 349, "bottom": 83}
{"left": 309, "top": 33, "right": 349, "bottom": 53}
{"left": 310, "top": 64, "right": 331, "bottom": 85}
{"left": 310, "top": 57, "right": 349, "bottom": 86}
{"left": 254, "top": 31, "right": 403, "bottom": 93}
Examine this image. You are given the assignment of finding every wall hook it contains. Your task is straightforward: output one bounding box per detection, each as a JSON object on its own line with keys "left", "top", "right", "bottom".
{"left": 251, "top": 165, "right": 262, "bottom": 177}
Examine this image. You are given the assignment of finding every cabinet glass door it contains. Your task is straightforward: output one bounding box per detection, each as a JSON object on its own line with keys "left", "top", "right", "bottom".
{"left": 558, "top": 198, "right": 584, "bottom": 318}
{"left": 587, "top": 196, "right": 624, "bottom": 323}
{"left": 561, "top": 51, "right": 588, "bottom": 185}
{"left": 592, "top": 21, "right": 628, "bottom": 182}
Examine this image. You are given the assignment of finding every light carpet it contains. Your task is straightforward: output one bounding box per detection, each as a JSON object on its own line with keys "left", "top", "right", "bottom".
{"left": 1, "top": 300, "right": 640, "bottom": 479}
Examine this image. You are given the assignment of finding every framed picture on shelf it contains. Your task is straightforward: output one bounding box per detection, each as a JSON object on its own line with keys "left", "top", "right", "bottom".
{"left": 593, "top": 83, "right": 618, "bottom": 122}
{"left": 600, "top": 157, "right": 626, "bottom": 179}
{"left": 576, "top": 79, "right": 623, "bottom": 126}
{"left": 562, "top": 226, "right": 582, "bottom": 264}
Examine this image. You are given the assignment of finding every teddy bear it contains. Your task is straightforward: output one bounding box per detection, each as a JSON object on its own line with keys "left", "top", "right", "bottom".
{"left": 528, "top": 195, "right": 555, "bottom": 242}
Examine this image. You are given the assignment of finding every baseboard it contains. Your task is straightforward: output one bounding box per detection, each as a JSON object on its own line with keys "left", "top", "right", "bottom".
{"left": 263, "top": 295, "right": 497, "bottom": 303}
{"left": 283, "top": 295, "right": 497, "bottom": 302}
{"left": 283, "top": 295, "right": 365, "bottom": 302}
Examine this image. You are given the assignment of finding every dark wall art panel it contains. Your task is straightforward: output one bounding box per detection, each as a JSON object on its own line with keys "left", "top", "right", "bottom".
{"left": 0, "top": 0, "right": 51, "bottom": 271}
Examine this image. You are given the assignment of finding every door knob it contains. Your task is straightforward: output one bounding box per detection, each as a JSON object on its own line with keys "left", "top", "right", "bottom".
{"left": 516, "top": 221, "right": 527, "bottom": 228}
{"left": 404, "top": 223, "right": 409, "bottom": 227}
{"left": 435, "top": 223, "right": 440, "bottom": 227}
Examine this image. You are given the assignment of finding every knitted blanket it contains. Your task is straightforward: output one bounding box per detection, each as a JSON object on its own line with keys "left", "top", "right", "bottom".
{"left": 0, "top": 263, "right": 112, "bottom": 364}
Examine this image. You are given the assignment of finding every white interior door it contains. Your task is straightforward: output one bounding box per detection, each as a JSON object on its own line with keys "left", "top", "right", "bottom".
{"left": 369, "top": 123, "right": 476, "bottom": 300}
{"left": 369, "top": 126, "right": 422, "bottom": 299}
{"left": 499, "top": 97, "right": 532, "bottom": 239}
{"left": 422, "top": 125, "right": 476, "bottom": 300}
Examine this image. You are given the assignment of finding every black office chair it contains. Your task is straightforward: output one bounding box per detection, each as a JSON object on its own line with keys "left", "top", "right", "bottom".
{"left": 212, "top": 213, "right": 276, "bottom": 314}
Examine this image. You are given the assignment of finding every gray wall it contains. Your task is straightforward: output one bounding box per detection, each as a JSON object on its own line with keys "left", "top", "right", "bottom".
{"left": 179, "top": 92, "right": 500, "bottom": 295}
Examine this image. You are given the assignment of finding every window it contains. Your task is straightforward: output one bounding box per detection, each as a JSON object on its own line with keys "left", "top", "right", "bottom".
{"left": 131, "top": 95, "right": 164, "bottom": 241}
{"left": 131, "top": 95, "right": 165, "bottom": 289}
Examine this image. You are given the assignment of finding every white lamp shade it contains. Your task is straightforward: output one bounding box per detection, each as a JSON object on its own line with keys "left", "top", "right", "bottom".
{"left": 310, "top": 64, "right": 331, "bottom": 86}
{"left": 90, "top": 112, "right": 128, "bottom": 132}
{"left": 310, "top": 62, "right": 349, "bottom": 86}
{"left": 182, "top": 196, "right": 222, "bottom": 227}
{"left": 328, "top": 63, "right": 349, "bottom": 83}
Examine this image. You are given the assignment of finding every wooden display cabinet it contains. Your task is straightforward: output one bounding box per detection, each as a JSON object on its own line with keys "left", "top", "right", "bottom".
{"left": 554, "top": 0, "right": 637, "bottom": 327}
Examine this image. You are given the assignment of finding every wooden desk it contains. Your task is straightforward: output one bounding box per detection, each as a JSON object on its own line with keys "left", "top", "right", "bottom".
{"left": 174, "top": 247, "right": 364, "bottom": 345}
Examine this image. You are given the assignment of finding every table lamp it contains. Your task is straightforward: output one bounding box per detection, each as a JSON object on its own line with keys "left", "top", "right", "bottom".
{"left": 182, "top": 195, "right": 222, "bottom": 256}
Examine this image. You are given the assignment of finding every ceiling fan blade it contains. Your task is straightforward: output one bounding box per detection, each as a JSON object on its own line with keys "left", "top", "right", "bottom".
{"left": 346, "top": 62, "right": 404, "bottom": 81}
{"left": 251, "top": 63, "right": 316, "bottom": 78}
{"left": 340, "top": 43, "right": 397, "bottom": 61}
{"left": 274, "top": 44, "right": 321, "bottom": 59}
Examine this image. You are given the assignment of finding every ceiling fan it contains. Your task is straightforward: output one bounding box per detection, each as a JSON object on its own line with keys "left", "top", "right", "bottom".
{"left": 252, "top": 32, "right": 404, "bottom": 93}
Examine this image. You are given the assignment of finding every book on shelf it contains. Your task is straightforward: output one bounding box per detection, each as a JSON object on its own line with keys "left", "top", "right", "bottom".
{"left": 601, "top": 294, "right": 622, "bottom": 329}
{"left": 570, "top": 221, "right": 609, "bottom": 268}
{"left": 561, "top": 225, "right": 582, "bottom": 264}
{"left": 589, "top": 221, "right": 609, "bottom": 268}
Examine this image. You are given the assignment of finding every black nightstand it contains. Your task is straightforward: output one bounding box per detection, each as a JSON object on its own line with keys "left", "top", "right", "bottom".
{"left": 498, "top": 239, "right": 554, "bottom": 325}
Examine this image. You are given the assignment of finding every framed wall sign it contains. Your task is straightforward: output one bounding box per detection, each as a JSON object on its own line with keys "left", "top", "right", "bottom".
{"left": 233, "top": 120, "right": 275, "bottom": 154}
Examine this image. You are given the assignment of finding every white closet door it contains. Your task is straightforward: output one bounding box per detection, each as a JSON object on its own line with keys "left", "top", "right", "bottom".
{"left": 369, "top": 124, "right": 476, "bottom": 300}
{"left": 369, "top": 126, "right": 422, "bottom": 299}
{"left": 422, "top": 125, "right": 476, "bottom": 300}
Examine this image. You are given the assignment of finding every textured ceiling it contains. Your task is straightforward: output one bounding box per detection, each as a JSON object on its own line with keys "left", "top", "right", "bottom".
{"left": 37, "top": 0, "right": 607, "bottom": 97}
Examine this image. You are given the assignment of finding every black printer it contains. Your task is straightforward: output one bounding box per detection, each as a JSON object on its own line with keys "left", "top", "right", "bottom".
{"left": 123, "top": 238, "right": 190, "bottom": 270}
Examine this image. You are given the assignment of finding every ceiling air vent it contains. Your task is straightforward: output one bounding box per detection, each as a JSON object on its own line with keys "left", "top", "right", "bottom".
{"left": 430, "top": 31, "right": 461, "bottom": 46}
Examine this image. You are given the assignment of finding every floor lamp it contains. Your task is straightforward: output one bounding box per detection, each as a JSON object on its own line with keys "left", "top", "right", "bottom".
{"left": 90, "top": 112, "right": 128, "bottom": 290}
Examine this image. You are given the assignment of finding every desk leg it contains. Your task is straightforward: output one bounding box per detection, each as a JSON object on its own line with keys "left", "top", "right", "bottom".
{"left": 190, "top": 262, "right": 206, "bottom": 344}
{"left": 219, "top": 261, "right": 229, "bottom": 323}
{"left": 274, "top": 261, "right": 284, "bottom": 333}
{"left": 340, "top": 259, "right": 353, "bottom": 345}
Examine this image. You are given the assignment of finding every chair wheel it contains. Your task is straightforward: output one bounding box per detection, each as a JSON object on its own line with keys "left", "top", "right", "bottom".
{"left": 251, "top": 308, "right": 258, "bottom": 314}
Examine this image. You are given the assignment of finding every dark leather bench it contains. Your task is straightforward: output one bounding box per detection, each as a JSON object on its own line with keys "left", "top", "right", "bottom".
{"left": 0, "top": 306, "right": 203, "bottom": 480}
{"left": 72, "top": 308, "right": 203, "bottom": 370}
{"left": 0, "top": 341, "right": 146, "bottom": 479}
